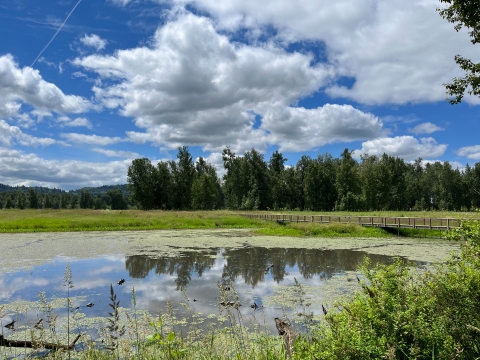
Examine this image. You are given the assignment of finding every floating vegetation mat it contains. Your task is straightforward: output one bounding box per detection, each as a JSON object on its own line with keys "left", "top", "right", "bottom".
{"left": 0, "top": 229, "right": 459, "bottom": 277}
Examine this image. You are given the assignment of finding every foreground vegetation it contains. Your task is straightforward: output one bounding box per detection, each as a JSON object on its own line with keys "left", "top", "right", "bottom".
{"left": 292, "top": 218, "right": 480, "bottom": 359}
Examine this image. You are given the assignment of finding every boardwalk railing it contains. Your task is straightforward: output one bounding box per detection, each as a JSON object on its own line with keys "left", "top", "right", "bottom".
{"left": 239, "top": 213, "right": 470, "bottom": 231}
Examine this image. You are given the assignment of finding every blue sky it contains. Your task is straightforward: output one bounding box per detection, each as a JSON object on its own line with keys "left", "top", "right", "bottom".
{"left": 1, "top": 0, "right": 479, "bottom": 190}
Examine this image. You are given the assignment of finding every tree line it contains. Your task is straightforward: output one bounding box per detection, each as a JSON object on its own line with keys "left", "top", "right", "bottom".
{"left": 3, "top": 146, "right": 479, "bottom": 211}
{"left": 127, "top": 146, "right": 480, "bottom": 211}
{"left": 0, "top": 188, "right": 129, "bottom": 210}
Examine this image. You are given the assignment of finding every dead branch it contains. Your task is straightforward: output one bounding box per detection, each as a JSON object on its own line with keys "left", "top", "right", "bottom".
{"left": 0, "top": 333, "right": 81, "bottom": 351}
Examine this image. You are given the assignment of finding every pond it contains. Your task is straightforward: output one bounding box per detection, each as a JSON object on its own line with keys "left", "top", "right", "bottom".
{"left": 0, "top": 230, "right": 459, "bottom": 343}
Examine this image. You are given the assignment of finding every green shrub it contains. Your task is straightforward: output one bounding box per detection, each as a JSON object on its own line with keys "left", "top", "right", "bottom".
{"left": 294, "top": 219, "right": 480, "bottom": 359}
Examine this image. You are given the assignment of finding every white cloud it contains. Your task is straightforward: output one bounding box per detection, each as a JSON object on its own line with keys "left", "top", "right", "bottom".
{"left": 80, "top": 34, "right": 107, "bottom": 51}
{"left": 354, "top": 136, "right": 448, "bottom": 161}
{"left": 420, "top": 159, "right": 465, "bottom": 171}
{"left": 74, "top": 12, "right": 333, "bottom": 154}
{"left": 57, "top": 116, "right": 93, "bottom": 129}
{"left": 178, "top": 0, "right": 480, "bottom": 105}
{"left": 108, "top": 0, "right": 133, "bottom": 6}
{"left": 92, "top": 148, "right": 140, "bottom": 158}
{"left": 0, "top": 54, "right": 90, "bottom": 117}
{"left": 262, "top": 104, "right": 387, "bottom": 152}
{"left": 0, "top": 120, "right": 57, "bottom": 148}
{"left": 457, "top": 145, "right": 480, "bottom": 160}
{"left": 0, "top": 147, "right": 130, "bottom": 190}
{"left": 408, "top": 122, "right": 444, "bottom": 135}
{"left": 61, "top": 133, "right": 124, "bottom": 145}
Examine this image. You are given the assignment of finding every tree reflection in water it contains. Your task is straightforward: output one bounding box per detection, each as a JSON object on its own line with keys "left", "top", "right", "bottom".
{"left": 125, "top": 247, "right": 424, "bottom": 289}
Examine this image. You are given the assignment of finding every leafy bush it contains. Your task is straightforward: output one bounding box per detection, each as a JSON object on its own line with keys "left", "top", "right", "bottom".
{"left": 294, "top": 219, "right": 480, "bottom": 359}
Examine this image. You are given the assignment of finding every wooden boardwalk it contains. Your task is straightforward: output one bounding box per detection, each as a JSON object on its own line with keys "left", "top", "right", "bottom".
{"left": 240, "top": 213, "right": 469, "bottom": 231}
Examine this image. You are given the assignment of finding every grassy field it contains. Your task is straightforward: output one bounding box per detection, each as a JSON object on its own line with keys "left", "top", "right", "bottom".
{"left": 0, "top": 209, "right": 263, "bottom": 233}
{"left": 0, "top": 209, "right": 470, "bottom": 237}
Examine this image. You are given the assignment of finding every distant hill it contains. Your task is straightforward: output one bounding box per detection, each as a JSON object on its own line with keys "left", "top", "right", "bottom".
{"left": 68, "top": 184, "right": 130, "bottom": 196}
{"left": 0, "top": 184, "right": 64, "bottom": 194}
{"left": 0, "top": 183, "right": 129, "bottom": 196}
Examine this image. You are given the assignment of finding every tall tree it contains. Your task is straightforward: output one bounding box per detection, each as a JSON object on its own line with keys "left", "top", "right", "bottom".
{"left": 222, "top": 147, "right": 249, "bottom": 209}
{"left": 16, "top": 190, "right": 26, "bottom": 209}
{"left": 153, "top": 161, "right": 173, "bottom": 210}
{"left": 268, "top": 151, "right": 288, "bottom": 210}
{"left": 44, "top": 194, "right": 53, "bottom": 209}
{"left": 28, "top": 188, "right": 39, "bottom": 209}
{"left": 191, "top": 157, "right": 221, "bottom": 210}
{"left": 174, "top": 146, "right": 195, "bottom": 210}
{"left": 304, "top": 154, "right": 338, "bottom": 211}
{"left": 336, "top": 148, "right": 364, "bottom": 211}
{"left": 127, "top": 158, "right": 156, "bottom": 210}
{"left": 295, "top": 155, "right": 312, "bottom": 211}
{"left": 438, "top": 0, "right": 480, "bottom": 103}
{"left": 60, "top": 193, "right": 68, "bottom": 209}
{"left": 79, "top": 189, "right": 93, "bottom": 209}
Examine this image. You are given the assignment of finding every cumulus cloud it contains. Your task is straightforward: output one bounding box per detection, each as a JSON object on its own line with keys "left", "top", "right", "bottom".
{"left": 80, "top": 34, "right": 107, "bottom": 51}
{"left": 0, "top": 54, "right": 90, "bottom": 117}
{"left": 177, "top": 0, "right": 480, "bottom": 105}
{"left": 72, "top": 12, "right": 341, "bottom": 154}
{"left": 61, "top": 133, "right": 125, "bottom": 145}
{"left": 457, "top": 145, "right": 480, "bottom": 160}
{"left": 354, "top": 136, "right": 448, "bottom": 161}
{"left": 408, "top": 122, "right": 444, "bottom": 135}
{"left": 0, "top": 120, "right": 57, "bottom": 147}
{"left": 92, "top": 148, "right": 140, "bottom": 158}
{"left": 0, "top": 147, "right": 130, "bottom": 190}
{"left": 262, "top": 104, "right": 387, "bottom": 152}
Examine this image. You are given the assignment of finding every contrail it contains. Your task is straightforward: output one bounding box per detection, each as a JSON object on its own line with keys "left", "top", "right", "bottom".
{"left": 31, "top": 0, "right": 83, "bottom": 67}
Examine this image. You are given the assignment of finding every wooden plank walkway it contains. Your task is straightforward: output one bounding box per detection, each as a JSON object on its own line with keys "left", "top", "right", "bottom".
{"left": 239, "top": 213, "right": 471, "bottom": 231}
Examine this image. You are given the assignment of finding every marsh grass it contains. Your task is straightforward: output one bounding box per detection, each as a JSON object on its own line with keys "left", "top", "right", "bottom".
{"left": 1, "top": 209, "right": 477, "bottom": 235}
{"left": 0, "top": 210, "right": 264, "bottom": 233}
{"left": 254, "top": 221, "right": 394, "bottom": 237}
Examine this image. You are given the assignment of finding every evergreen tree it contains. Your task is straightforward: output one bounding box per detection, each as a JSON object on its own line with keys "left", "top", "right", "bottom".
{"left": 28, "top": 188, "right": 39, "bottom": 209}
{"left": 44, "top": 194, "right": 53, "bottom": 208}
{"left": 16, "top": 190, "right": 26, "bottom": 209}
{"left": 4, "top": 194, "right": 13, "bottom": 209}
{"left": 60, "top": 193, "right": 68, "bottom": 209}
{"left": 79, "top": 189, "right": 93, "bottom": 209}
{"left": 268, "top": 151, "right": 288, "bottom": 210}
{"left": 175, "top": 146, "right": 196, "bottom": 210}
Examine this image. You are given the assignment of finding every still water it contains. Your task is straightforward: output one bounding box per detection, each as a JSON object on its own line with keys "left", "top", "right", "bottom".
{"left": 0, "top": 244, "right": 424, "bottom": 337}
